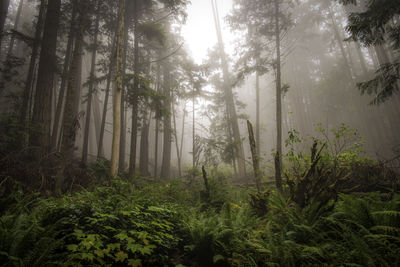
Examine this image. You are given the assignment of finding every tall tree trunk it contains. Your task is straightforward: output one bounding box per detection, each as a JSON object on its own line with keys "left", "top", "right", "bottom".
{"left": 139, "top": 110, "right": 150, "bottom": 176}
{"left": 82, "top": 1, "right": 100, "bottom": 166}
{"left": 255, "top": 69, "right": 260, "bottom": 159}
{"left": 274, "top": 0, "right": 282, "bottom": 192}
{"left": 211, "top": 0, "right": 246, "bottom": 178}
{"left": 50, "top": 0, "right": 76, "bottom": 150}
{"left": 55, "top": 0, "right": 87, "bottom": 190}
{"left": 192, "top": 90, "right": 195, "bottom": 170}
{"left": 179, "top": 103, "right": 186, "bottom": 177}
{"left": 110, "top": 0, "right": 126, "bottom": 178}
{"left": 30, "top": 0, "right": 61, "bottom": 154}
{"left": 160, "top": 57, "right": 172, "bottom": 179}
{"left": 154, "top": 63, "right": 161, "bottom": 177}
{"left": 129, "top": 1, "right": 139, "bottom": 177}
{"left": 172, "top": 101, "right": 181, "bottom": 178}
{"left": 98, "top": 35, "right": 116, "bottom": 158}
{"left": 19, "top": 0, "right": 45, "bottom": 125}
{"left": 0, "top": 0, "right": 10, "bottom": 56}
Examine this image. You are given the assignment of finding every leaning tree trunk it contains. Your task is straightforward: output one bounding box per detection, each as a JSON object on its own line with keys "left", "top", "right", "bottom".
{"left": 211, "top": 0, "right": 246, "bottom": 178}
{"left": 19, "top": 0, "right": 45, "bottom": 125}
{"left": 274, "top": 0, "right": 283, "bottom": 192}
{"left": 82, "top": 1, "right": 100, "bottom": 166}
{"left": 110, "top": 0, "right": 126, "bottom": 178}
{"left": 30, "top": 0, "right": 61, "bottom": 155}
{"left": 172, "top": 102, "right": 181, "bottom": 178}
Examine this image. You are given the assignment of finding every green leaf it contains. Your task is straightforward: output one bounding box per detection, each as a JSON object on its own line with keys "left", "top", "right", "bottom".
{"left": 213, "top": 254, "right": 225, "bottom": 263}
{"left": 128, "top": 259, "right": 142, "bottom": 267}
{"left": 115, "top": 251, "right": 128, "bottom": 262}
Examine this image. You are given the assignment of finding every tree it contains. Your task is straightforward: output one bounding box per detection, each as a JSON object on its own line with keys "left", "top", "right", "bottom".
{"left": 228, "top": 0, "right": 292, "bottom": 191}
{"left": 30, "top": 0, "right": 61, "bottom": 154}
{"left": 211, "top": 0, "right": 246, "bottom": 179}
{"left": 340, "top": 0, "right": 400, "bottom": 104}
{"left": 110, "top": 0, "right": 126, "bottom": 178}
{"left": 0, "top": 0, "right": 10, "bottom": 55}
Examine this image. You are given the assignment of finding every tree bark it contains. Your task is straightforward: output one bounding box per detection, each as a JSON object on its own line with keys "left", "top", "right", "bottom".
{"left": 30, "top": 0, "right": 61, "bottom": 154}
{"left": 255, "top": 69, "right": 260, "bottom": 159}
{"left": 50, "top": 0, "right": 77, "bottom": 151}
{"left": 110, "top": 0, "right": 126, "bottom": 178}
{"left": 154, "top": 63, "right": 161, "bottom": 177}
{"left": 274, "top": 0, "right": 282, "bottom": 192}
{"left": 172, "top": 101, "right": 181, "bottom": 178}
{"left": 247, "top": 120, "right": 261, "bottom": 192}
{"left": 129, "top": 1, "right": 139, "bottom": 177}
{"left": 55, "top": 0, "right": 87, "bottom": 191}
{"left": 82, "top": 1, "right": 100, "bottom": 166}
{"left": 19, "top": 0, "right": 45, "bottom": 125}
{"left": 160, "top": 58, "right": 172, "bottom": 179}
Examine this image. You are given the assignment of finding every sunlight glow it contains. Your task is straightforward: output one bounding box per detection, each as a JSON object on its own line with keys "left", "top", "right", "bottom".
{"left": 181, "top": 0, "right": 234, "bottom": 64}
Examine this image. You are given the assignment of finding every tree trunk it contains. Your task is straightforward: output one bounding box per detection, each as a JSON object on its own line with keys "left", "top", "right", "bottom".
{"left": 274, "top": 0, "right": 282, "bottom": 192}
{"left": 129, "top": 1, "right": 139, "bottom": 177}
{"left": 153, "top": 63, "right": 161, "bottom": 177}
{"left": 98, "top": 35, "right": 116, "bottom": 158}
{"left": 160, "top": 58, "right": 172, "bottom": 179}
{"left": 19, "top": 0, "right": 45, "bottom": 125}
{"left": 119, "top": 6, "right": 130, "bottom": 171}
{"left": 255, "top": 69, "right": 260, "bottom": 159}
{"left": 30, "top": 0, "right": 61, "bottom": 154}
{"left": 50, "top": 0, "right": 77, "bottom": 151}
{"left": 247, "top": 120, "right": 261, "bottom": 192}
{"left": 0, "top": 0, "right": 10, "bottom": 56}
{"left": 172, "top": 101, "right": 181, "bottom": 178}
{"left": 211, "top": 0, "right": 246, "bottom": 178}
{"left": 55, "top": 0, "right": 87, "bottom": 191}
{"left": 139, "top": 111, "right": 150, "bottom": 176}
{"left": 82, "top": 1, "right": 100, "bottom": 166}
{"left": 110, "top": 0, "right": 126, "bottom": 178}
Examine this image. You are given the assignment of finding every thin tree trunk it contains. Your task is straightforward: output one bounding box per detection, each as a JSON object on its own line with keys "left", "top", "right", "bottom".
{"left": 51, "top": 0, "right": 77, "bottom": 150}
{"left": 255, "top": 69, "right": 260, "bottom": 159}
{"left": 30, "top": 0, "right": 61, "bottom": 154}
{"left": 172, "top": 101, "right": 181, "bottom": 178}
{"left": 98, "top": 35, "right": 116, "bottom": 158}
{"left": 211, "top": 0, "right": 246, "bottom": 178}
{"left": 179, "top": 102, "right": 186, "bottom": 176}
{"left": 129, "top": 1, "right": 139, "bottom": 177}
{"left": 153, "top": 64, "right": 161, "bottom": 177}
{"left": 192, "top": 88, "right": 195, "bottom": 170}
{"left": 139, "top": 110, "right": 150, "bottom": 176}
{"left": 19, "top": 0, "right": 45, "bottom": 125}
{"left": 274, "top": 0, "right": 282, "bottom": 192}
{"left": 160, "top": 57, "right": 172, "bottom": 179}
{"left": 82, "top": 1, "right": 100, "bottom": 166}
{"left": 119, "top": 6, "right": 130, "bottom": 171}
{"left": 110, "top": 0, "right": 126, "bottom": 178}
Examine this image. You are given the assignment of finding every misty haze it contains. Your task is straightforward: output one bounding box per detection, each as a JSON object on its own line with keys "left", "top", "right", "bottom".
{"left": 0, "top": 0, "right": 399, "bottom": 266}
